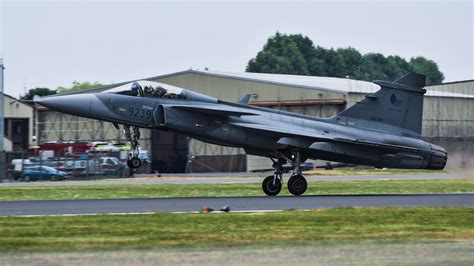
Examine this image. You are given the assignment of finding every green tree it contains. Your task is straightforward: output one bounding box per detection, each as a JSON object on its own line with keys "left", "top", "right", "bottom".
{"left": 286, "top": 34, "right": 317, "bottom": 63}
{"left": 246, "top": 32, "right": 309, "bottom": 75}
{"left": 336, "top": 47, "right": 363, "bottom": 78}
{"left": 57, "top": 81, "right": 104, "bottom": 93}
{"left": 246, "top": 32, "right": 445, "bottom": 85}
{"left": 20, "top": 87, "right": 57, "bottom": 100}
{"left": 409, "top": 57, "right": 444, "bottom": 85}
{"left": 384, "top": 55, "right": 412, "bottom": 81}
{"left": 308, "top": 46, "right": 329, "bottom": 76}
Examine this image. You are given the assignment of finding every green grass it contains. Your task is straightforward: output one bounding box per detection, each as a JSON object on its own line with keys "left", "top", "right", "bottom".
{"left": 0, "top": 208, "right": 472, "bottom": 252}
{"left": 89, "top": 168, "right": 449, "bottom": 181}
{"left": 0, "top": 179, "right": 472, "bottom": 201}
{"left": 304, "top": 168, "right": 449, "bottom": 176}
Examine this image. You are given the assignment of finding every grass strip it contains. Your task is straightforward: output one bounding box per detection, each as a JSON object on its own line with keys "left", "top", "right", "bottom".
{"left": 0, "top": 207, "right": 472, "bottom": 252}
{"left": 304, "top": 168, "right": 449, "bottom": 176}
{"left": 0, "top": 179, "right": 472, "bottom": 201}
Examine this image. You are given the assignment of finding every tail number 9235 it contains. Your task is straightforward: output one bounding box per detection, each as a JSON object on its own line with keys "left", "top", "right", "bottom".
{"left": 129, "top": 107, "right": 152, "bottom": 119}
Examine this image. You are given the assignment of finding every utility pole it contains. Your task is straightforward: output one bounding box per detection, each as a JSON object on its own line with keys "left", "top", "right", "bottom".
{"left": 0, "top": 58, "right": 5, "bottom": 181}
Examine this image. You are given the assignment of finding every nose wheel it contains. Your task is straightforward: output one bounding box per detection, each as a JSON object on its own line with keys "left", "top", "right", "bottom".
{"left": 124, "top": 125, "right": 142, "bottom": 169}
{"left": 262, "top": 175, "right": 282, "bottom": 196}
{"left": 127, "top": 157, "right": 142, "bottom": 169}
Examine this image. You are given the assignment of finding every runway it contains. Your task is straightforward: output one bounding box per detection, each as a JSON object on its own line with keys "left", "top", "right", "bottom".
{"left": 1, "top": 193, "right": 473, "bottom": 216}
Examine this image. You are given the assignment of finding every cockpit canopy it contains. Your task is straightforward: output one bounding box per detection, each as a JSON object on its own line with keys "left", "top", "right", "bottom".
{"left": 104, "top": 80, "right": 186, "bottom": 99}
{"left": 103, "top": 80, "right": 218, "bottom": 103}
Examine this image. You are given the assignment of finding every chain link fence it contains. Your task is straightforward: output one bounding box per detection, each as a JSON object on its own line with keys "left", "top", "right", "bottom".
{"left": 2, "top": 150, "right": 150, "bottom": 182}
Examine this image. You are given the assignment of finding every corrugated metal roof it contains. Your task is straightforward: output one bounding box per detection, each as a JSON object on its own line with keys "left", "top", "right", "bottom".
{"left": 188, "top": 70, "right": 379, "bottom": 94}
{"left": 422, "top": 90, "right": 474, "bottom": 98}
{"left": 426, "top": 79, "right": 474, "bottom": 86}
{"left": 188, "top": 70, "right": 474, "bottom": 99}
{"left": 59, "top": 69, "right": 474, "bottom": 99}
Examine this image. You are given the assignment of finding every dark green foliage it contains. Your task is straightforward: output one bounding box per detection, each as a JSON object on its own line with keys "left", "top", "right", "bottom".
{"left": 20, "top": 87, "right": 57, "bottom": 100}
{"left": 247, "top": 32, "right": 308, "bottom": 75}
{"left": 247, "top": 33, "right": 444, "bottom": 85}
{"left": 409, "top": 56, "right": 445, "bottom": 85}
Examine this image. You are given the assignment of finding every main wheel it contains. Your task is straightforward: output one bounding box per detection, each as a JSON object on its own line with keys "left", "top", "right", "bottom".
{"left": 262, "top": 175, "right": 282, "bottom": 196}
{"left": 127, "top": 157, "right": 142, "bottom": 169}
{"left": 288, "top": 174, "right": 307, "bottom": 196}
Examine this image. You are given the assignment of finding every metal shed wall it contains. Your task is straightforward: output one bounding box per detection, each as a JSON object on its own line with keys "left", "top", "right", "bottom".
{"left": 427, "top": 80, "right": 474, "bottom": 95}
{"left": 37, "top": 110, "right": 152, "bottom": 151}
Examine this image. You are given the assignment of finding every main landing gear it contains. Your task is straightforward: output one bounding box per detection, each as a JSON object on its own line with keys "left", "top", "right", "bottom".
{"left": 124, "top": 125, "right": 142, "bottom": 169}
{"left": 262, "top": 152, "right": 308, "bottom": 196}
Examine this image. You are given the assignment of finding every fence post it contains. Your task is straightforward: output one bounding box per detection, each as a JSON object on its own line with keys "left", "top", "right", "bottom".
{"left": 0, "top": 152, "right": 5, "bottom": 182}
{"left": 86, "top": 156, "right": 90, "bottom": 179}
{"left": 0, "top": 59, "right": 4, "bottom": 182}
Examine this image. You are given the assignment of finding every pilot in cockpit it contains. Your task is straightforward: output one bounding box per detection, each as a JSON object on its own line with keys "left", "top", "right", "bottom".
{"left": 143, "top": 86, "right": 154, "bottom": 96}
{"left": 103, "top": 80, "right": 185, "bottom": 99}
{"left": 131, "top": 82, "right": 141, "bottom": 96}
{"left": 153, "top": 86, "right": 167, "bottom": 97}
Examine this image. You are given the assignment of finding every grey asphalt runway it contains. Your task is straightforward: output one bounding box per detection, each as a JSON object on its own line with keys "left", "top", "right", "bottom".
{"left": 1, "top": 194, "right": 472, "bottom": 216}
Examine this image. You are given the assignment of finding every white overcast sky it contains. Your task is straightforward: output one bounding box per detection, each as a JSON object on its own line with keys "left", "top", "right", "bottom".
{"left": 1, "top": 0, "right": 473, "bottom": 97}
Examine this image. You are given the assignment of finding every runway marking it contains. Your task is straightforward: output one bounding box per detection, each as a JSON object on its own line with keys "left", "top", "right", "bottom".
{"left": 1, "top": 194, "right": 472, "bottom": 217}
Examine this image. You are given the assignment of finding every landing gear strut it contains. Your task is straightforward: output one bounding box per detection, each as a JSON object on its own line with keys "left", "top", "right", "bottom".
{"left": 124, "top": 125, "right": 142, "bottom": 169}
{"left": 262, "top": 151, "right": 308, "bottom": 196}
{"left": 262, "top": 158, "right": 285, "bottom": 196}
{"left": 288, "top": 152, "right": 307, "bottom": 196}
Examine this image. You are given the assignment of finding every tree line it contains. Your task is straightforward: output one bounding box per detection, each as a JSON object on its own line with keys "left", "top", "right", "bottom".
{"left": 20, "top": 81, "right": 103, "bottom": 100}
{"left": 246, "top": 32, "right": 444, "bottom": 85}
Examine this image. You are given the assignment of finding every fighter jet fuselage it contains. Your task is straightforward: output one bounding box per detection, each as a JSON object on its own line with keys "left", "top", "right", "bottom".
{"left": 35, "top": 73, "right": 447, "bottom": 196}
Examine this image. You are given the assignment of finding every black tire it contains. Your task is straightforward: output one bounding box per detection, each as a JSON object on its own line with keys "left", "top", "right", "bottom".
{"left": 288, "top": 174, "right": 307, "bottom": 196}
{"left": 128, "top": 157, "right": 142, "bottom": 169}
{"left": 262, "top": 175, "right": 282, "bottom": 196}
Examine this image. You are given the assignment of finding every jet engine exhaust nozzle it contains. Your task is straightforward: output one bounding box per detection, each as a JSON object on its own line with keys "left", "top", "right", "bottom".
{"left": 427, "top": 145, "right": 448, "bottom": 170}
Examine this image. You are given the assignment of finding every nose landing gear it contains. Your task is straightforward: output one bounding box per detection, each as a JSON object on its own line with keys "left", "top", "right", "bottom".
{"left": 124, "top": 125, "right": 142, "bottom": 169}
{"left": 262, "top": 158, "right": 285, "bottom": 196}
{"left": 262, "top": 151, "right": 308, "bottom": 196}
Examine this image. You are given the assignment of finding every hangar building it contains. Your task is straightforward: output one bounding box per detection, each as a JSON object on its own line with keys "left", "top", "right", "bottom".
{"left": 36, "top": 70, "right": 474, "bottom": 172}
{"left": 428, "top": 80, "right": 474, "bottom": 95}
{"left": 3, "top": 94, "right": 35, "bottom": 152}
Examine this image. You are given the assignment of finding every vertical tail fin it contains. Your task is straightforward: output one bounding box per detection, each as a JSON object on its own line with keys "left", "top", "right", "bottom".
{"left": 337, "top": 72, "right": 426, "bottom": 137}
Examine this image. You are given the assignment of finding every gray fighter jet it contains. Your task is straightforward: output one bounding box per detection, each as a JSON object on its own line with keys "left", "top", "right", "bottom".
{"left": 35, "top": 72, "right": 447, "bottom": 196}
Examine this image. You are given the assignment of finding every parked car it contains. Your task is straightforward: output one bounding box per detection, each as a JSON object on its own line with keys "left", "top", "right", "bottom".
{"left": 21, "top": 166, "right": 68, "bottom": 181}
{"left": 99, "top": 157, "right": 124, "bottom": 175}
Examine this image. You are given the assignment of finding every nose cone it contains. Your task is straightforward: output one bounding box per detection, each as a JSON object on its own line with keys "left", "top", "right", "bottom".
{"left": 35, "top": 94, "right": 92, "bottom": 117}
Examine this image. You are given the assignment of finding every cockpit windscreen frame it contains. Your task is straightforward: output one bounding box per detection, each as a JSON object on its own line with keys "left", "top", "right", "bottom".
{"left": 103, "top": 80, "right": 187, "bottom": 99}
